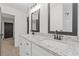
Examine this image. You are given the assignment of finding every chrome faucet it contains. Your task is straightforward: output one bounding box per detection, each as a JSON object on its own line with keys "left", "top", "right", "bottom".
{"left": 54, "top": 30, "right": 63, "bottom": 40}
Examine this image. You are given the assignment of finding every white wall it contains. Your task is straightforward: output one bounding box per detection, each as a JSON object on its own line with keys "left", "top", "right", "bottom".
{"left": 0, "top": 4, "right": 28, "bottom": 47}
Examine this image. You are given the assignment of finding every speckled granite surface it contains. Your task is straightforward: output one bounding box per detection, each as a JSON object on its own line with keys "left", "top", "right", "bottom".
{"left": 21, "top": 34, "right": 79, "bottom": 56}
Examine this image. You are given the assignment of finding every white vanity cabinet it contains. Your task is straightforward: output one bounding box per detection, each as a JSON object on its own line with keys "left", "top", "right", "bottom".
{"left": 19, "top": 35, "right": 57, "bottom": 56}
{"left": 32, "top": 44, "right": 54, "bottom": 56}
{"left": 19, "top": 38, "right": 31, "bottom": 56}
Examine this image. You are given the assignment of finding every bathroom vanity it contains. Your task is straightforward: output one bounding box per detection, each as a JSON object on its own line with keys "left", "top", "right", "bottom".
{"left": 19, "top": 34, "right": 79, "bottom": 56}
{"left": 19, "top": 34, "right": 57, "bottom": 56}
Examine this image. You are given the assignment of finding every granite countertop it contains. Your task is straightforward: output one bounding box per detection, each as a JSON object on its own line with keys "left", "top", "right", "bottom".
{"left": 20, "top": 34, "right": 79, "bottom": 56}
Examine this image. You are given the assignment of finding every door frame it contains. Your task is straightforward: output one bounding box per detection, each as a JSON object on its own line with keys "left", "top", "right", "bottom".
{"left": 1, "top": 13, "right": 15, "bottom": 40}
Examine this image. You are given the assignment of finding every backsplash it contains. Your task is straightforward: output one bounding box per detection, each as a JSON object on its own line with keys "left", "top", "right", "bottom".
{"left": 63, "top": 35, "right": 79, "bottom": 42}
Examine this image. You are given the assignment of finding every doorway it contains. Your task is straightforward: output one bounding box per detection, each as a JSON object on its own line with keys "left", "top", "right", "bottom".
{"left": 4, "top": 22, "right": 13, "bottom": 38}
{"left": 1, "top": 13, "right": 19, "bottom": 56}
{"left": 1, "top": 13, "right": 15, "bottom": 40}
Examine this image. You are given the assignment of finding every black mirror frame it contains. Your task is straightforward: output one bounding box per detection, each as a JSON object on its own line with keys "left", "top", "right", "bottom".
{"left": 31, "top": 9, "right": 40, "bottom": 32}
{"left": 48, "top": 3, "right": 78, "bottom": 36}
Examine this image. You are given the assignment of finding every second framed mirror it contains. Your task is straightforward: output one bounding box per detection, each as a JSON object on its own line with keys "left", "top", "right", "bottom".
{"left": 31, "top": 9, "right": 40, "bottom": 32}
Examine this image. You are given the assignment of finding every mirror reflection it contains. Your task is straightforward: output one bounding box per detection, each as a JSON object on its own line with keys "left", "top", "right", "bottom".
{"left": 48, "top": 3, "right": 77, "bottom": 36}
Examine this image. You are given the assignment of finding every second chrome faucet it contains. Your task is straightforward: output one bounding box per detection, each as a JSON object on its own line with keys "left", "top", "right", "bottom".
{"left": 54, "top": 30, "right": 63, "bottom": 40}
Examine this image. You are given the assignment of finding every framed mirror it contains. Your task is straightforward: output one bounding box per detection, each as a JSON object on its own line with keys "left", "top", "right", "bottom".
{"left": 48, "top": 3, "right": 78, "bottom": 36}
{"left": 27, "top": 17, "right": 29, "bottom": 34}
{"left": 31, "top": 9, "right": 40, "bottom": 32}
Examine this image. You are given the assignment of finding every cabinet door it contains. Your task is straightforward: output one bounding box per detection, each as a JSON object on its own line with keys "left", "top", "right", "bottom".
{"left": 32, "top": 44, "right": 54, "bottom": 56}
{"left": 20, "top": 46, "right": 26, "bottom": 56}
{"left": 19, "top": 39, "right": 26, "bottom": 56}
{"left": 19, "top": 38, "right": 31, "bottom": 56}
{"left": 24, "top": 39, "right": 31, "bottom": 56}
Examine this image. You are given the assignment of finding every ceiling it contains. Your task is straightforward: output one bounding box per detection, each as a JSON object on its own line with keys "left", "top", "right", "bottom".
{"left": 0, "top": 3, "right": 35, "bottom": 13}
